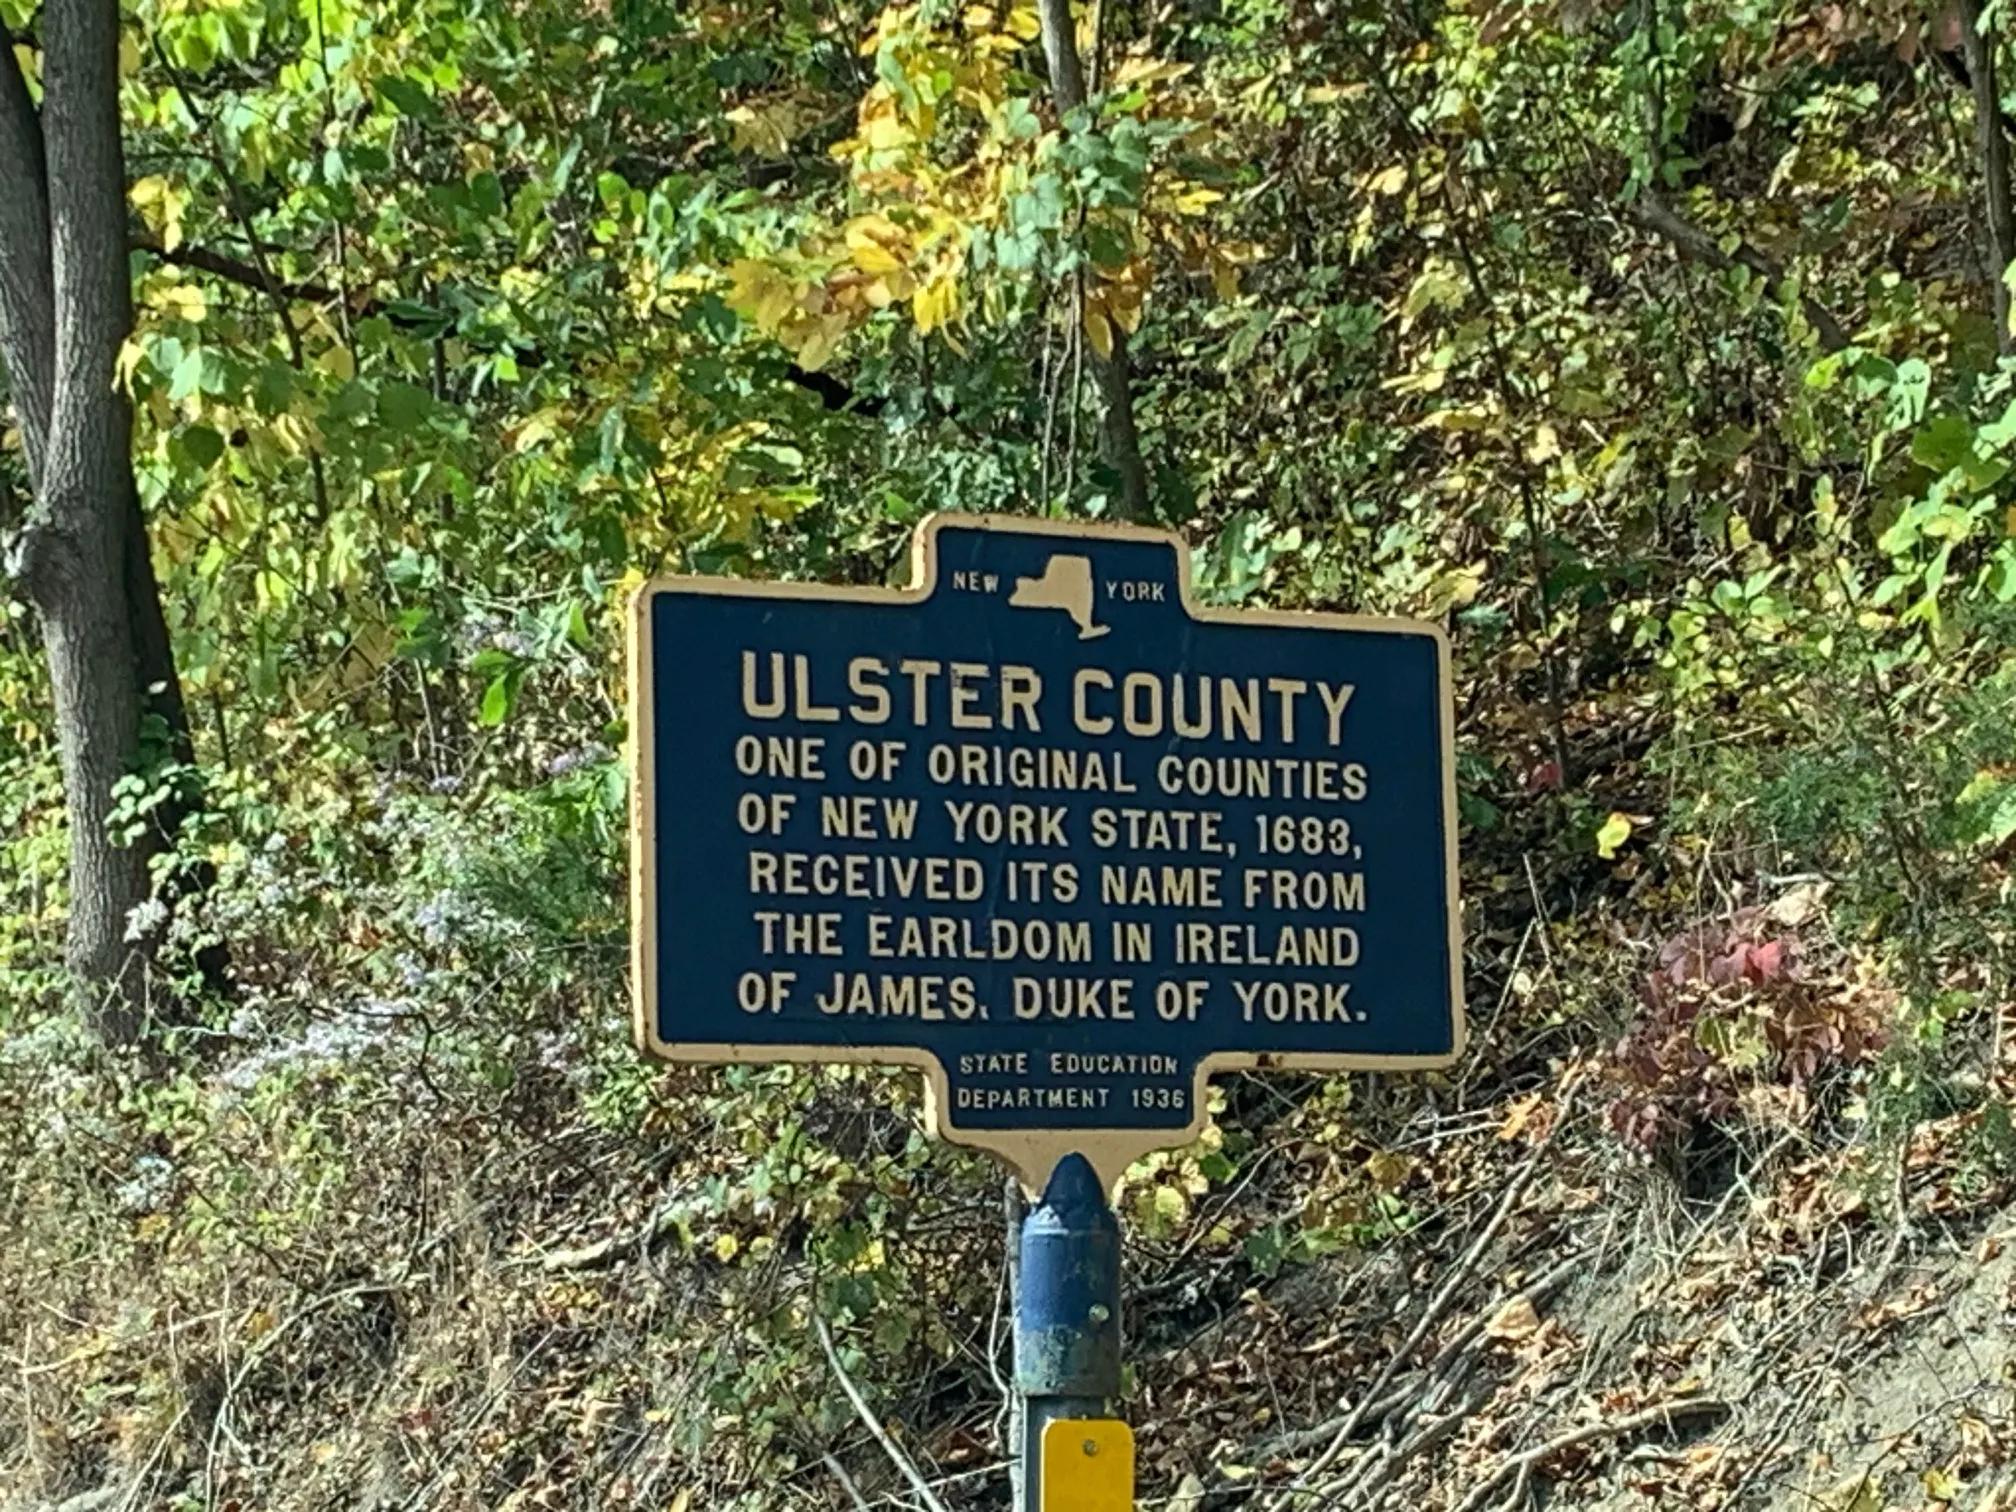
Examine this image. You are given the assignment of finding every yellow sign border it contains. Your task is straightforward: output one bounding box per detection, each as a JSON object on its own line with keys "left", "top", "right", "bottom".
{"left": 629, "top": 512, "right": 1465, "bottom": 1190}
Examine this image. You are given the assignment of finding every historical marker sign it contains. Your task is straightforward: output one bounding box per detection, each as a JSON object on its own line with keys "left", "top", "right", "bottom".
{"left": 631, "top": 514, "right": 1463, "bottom": 1182}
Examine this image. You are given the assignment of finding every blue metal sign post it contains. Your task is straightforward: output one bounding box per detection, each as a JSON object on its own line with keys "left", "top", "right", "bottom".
{"left": 1014, "top": 1153, "right": 1127, "bottom": 1510}
{"left": 629, "top": 514, "right": 1464, "bottom": 1508}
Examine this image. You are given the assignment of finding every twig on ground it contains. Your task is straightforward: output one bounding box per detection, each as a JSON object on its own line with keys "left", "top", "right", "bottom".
{"left": 21, "top": 1306, "right": 230, "bottom": 1376}
{"left": 1866, "top": 1138, "right": 1915, "bottom": 1295}
{"left": 1459, "top": 917, "right": 1537, "bottom": 1098}
{"left": 819, "top": 1450, "right": 875, "bottom": 1512}
{"left": 1317, "top": 1384, "right": 1490, "bottom": 1512}
{"left": 1522, "top": 855, "right": 1560, "bottom": 985}
{"left": 815, "top": 1313, "right": 952, "bottom": 1512}
{"left": 1445, "top": 1399, "right": 1730, "bottom": 1512}
{"left": 401, "top": 1327, "right": 560, "bottom": 1510}
{"left": 1248, "top": 1248, "right": 1589, "bottom": 1471}
{"left": 1256, "top": 1092, "right": 1575, "bottom": 1512}
{"left": 537, "top": 1200, "right": 679, "bottom": 1271}
{"left": 119, "top": 1402, "right": 194, "bottom": 1512}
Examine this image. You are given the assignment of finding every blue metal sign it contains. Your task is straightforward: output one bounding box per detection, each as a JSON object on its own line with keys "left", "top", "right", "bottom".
{"left": 630, "top": 514, "right": 1462, "bottom": 1177}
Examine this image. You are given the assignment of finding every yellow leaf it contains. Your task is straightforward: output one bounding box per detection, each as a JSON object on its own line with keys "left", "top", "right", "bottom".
{"left": 1209, "top": 250, "right": 1240, "bottom": 300}
{"left": 510, "top": 406, "right": 566, "bottom": 453}
{"left": 963, "top": 4, "right": 995, "bottom": 29}
{"left": 114, "top": 338, "right": 149, "bottom": 395}
{"left": 725, "top": 259, "right": 800, "bottom": 334}
{"left": 845, "top": 215, "right": 908, "bottom": 274}
{"left": 119, "top": 31, "right": 141, "bottom": 76}
{"left": 317, "top": 345, "right": 355, "bottom": 381}
{"left": 1595, "top": 811, "right": 1633, "bottom": 860}
{"left": 1420, "top": 404, "right": 1493, "bottom": 432}
{"left": 1101, "top": 277, "right": 1145, "bottom": 335}
{"left": 864, "top": 109, "right": 910, "bottom": 150}
{"left": 1305, "top": 82, "right": 1368, "bottom": 103}
{"left": 1497, "top": 1093, "right": 1543, "bottom": 1140}
{"left": 793, "top": 314, "right": 850, "bottom": 372}
{"left": 156, "top": 284, "right": 207, "bottom": 322}
{"left": 1083, "top": 302, "right": 1114, "bottom": 360}
{"left": 1004, "top": 4, "right": 1041, "bottom": 40}
{"left": 713, "top": 1233, "right": 740, "bottom": 1262}
{"left": 1111, "top": 57, "right": 1192, "bottom": 87}
{"left": 1172, "top": 186, "right": 1223, "bottom": 216}
{"left": 1368, "top": 164, "right": 1408, "bottom": 196}
{"left": 1382, "top": 366, "right": 1447, "bottom": 395}
{"left": 914, "top": 275, "right": 961, "bottom": 336}
{"left": 1923, "top": 1468, "right": 1960, "bottom": 1504}
{"left": 269, "top": 412, "right": 321, "bottom": 456}
{"left": 1364, "top": 1149, "right": 1411, "bottom": 1189}
{"left": 1485, "top": 1296, "right": 1542, "bottom": 1341}
{"left": 727, "top": 100, "right": 801, "bottom": 160}
{"left": 851, "top": 241, "right": 905, "bottom": 275}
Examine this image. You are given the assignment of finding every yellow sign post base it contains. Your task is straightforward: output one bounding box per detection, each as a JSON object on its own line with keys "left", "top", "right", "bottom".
{"left": 1040, "top": 1419, "right": 1134, "bottom": 1511}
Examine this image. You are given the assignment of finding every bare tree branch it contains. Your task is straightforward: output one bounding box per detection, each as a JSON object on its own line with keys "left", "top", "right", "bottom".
{"left": 1631, "top": 191, "right": 1851, "bottom": 352}
{"left": 136, "top": 235, "right": 342, "bottom": 305}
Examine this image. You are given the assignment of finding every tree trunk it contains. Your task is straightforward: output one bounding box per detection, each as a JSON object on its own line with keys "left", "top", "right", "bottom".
{"left": 1035, "top": 0, "right": 1153, "bottom": 522}
{"left": 1959, "top": 0, "right": 2016, "bottom": 354}
{"left": 0, "top": 2, "right": 209, "bottom": 1040}
{"left": 28, "top": 516, "right": 154, "bottom": 1040}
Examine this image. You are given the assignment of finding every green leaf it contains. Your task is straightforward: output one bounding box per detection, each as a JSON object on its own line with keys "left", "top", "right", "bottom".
{"left": 175, "top": 25, "right": 215, "bottom": 70}
{"left": 1890, "top": 358, "right": 1932, "bottom": 426}
{"left": 179, "top": 424, "right": 224, "bottom": 470}
{"left": 377, "top": 381, "right": 434, "bottom": 433}
{"left": 1911, "top": 413, "right": 1973, "bottom": 473}
{"left": 1595, "top": 811, "right": 1633, "bottom": 860}
{"left": 169, "top": 346, "right": 207, "bottom": 402}
{"left": 469, "top": 170, "right": 504, "bottom": 216}
{"left": 1196, "top": 1151, "right": 1237, "bottom": 1182}
{"left": 479, "top": 673, "right": 514, "bottom": 726}
{"left": 376, "top": 76, "right": 441, "bottom": 123}
{"left": 1958, "top": 772, "right": 2016, "bottom": 847}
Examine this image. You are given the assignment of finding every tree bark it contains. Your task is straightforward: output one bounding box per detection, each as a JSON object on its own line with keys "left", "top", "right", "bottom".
{"left": 0, "top": 15, "right": 55, "bottom": 490}
{"left": 1035, "top": 0, "right": 1153, "bottom": 522}
{"left": 1959, "top": 0, "right": 2016, "bottom": 354}
{"left": 0, "top": 1, "right": 207, "bottom": 1040}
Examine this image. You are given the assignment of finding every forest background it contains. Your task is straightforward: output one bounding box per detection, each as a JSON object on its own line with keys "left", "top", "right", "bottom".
{"left": 5, "top": 0, "right": 2016, "bottom": 1507}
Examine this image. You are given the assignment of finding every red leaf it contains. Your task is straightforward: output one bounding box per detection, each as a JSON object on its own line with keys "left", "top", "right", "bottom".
{"left": 1747, "top": 939, "right": 1786, "bottom": 981}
